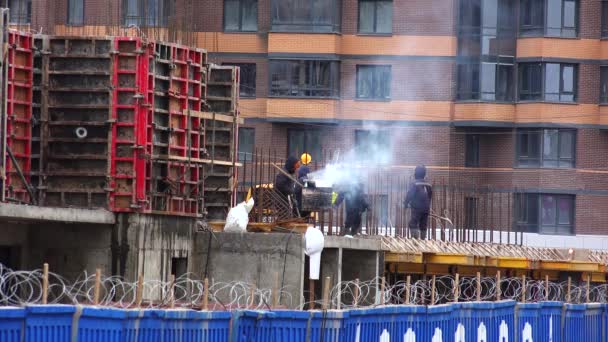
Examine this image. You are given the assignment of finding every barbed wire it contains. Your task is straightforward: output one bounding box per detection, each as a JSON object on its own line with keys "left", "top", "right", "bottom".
{"left": 0, "top": 264, "right": 604, "bottom": 310}
{"left": 0, "top": 264, "right": 293, "bottom": 310}
{"left": 302, "top": 275, "right": 607, "bottom": 309}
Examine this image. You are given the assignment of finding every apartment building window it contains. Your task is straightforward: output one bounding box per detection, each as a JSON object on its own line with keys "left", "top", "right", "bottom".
{"left": 601, "top": 66, "right": 608, "bottom": 104}
{"left": 520, "top": 0, "right": 578, "bottom": 37}
{"left": 68, "top": 0, "right": 84, "bottom": 26}
{"left": 355, "top": 130, "right": 391, "bottom": 163}
{"left": 288, "top": 130, "right": 322, "bottom": 160}
{"left": 518, "top": 62, "right": 577, "bottom": 102}
{"left": 465, "top": 134, "right": 480, "bottom": 167}
{"left": 8, "top": 0, "right": 31, "bottom": 24}
{"left": 224, "top": 0, "right": 257, "bottom": 32}
{"left": 457, "top": 62, "right": 514, "bottom": 101}
{"left": 358, "top": 0, "right": 392, "bottom": 34}
{"left": 458, "top": 0, "right": 516, "bottom": 57}
{"left": 223, "top": 63, "right": 256, "bottom": 98}
{"left": 270, "top": 60, "right": 340, "bottom": 98}
{"left": 238, "top": 127, "right": 255, "bottom": 162}
{"left": 515, "top": 193, "right": 574, "bottom": 234}
{"left": 271, "top": 0, "right": 341, "bottom": 32}
{"left": 603, "top": 1, "right": 608, "bottom": 38}
{"left": 123, "top": 0, "right": 173, "bottom": 27}
{"left": 356, "top": 65, "right": 391, "bottom": 100}
{"left": 516, "top": 128, "right": 575, "bottom": 168}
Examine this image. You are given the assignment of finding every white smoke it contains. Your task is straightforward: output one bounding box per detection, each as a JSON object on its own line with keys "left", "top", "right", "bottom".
{"left": 308, "top": 122, "right": 393, "bottom": 189}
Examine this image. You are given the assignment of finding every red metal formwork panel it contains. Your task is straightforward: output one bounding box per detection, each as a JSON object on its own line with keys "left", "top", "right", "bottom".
{"left": 4, "top": 30, "right": 34, "bottom": 203}
{"left": 143, "top": 41, "right": 208, "bottom": 216}
{"left": 110, "top": 37, "right": 148, "bottom": 212}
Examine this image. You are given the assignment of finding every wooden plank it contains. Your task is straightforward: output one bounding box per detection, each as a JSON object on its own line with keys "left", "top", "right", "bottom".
{"left": 188, "top": 110, "right": 244, "bottom": 124}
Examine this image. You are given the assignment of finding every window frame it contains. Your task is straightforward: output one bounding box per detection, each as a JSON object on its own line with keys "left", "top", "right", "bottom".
{"left": 270, "top": 0, "right": 341, "bottom": 33}
{"left": 600, "top": 65, "right": 608, "bottom": 104}
{"left": 269, "top": 59, "right": 340, "bottom": 99}
{"left": 122, "top": 0, "right": 173, "bottom": 27}
{"left": 222, "top": 62, "right": 256, "bottom": 98}
{"left": 287, "top": 129, "right": 322, "bottom": 160}
{"left": 355, "top": 65, "right": 392, "bottom": 100}
{"left": 8, "top": 0, "right": 31, "bottom": 24}
{"left": 237, "top": 127, "right": 255, "bottom": 162}
{"left": 515, "top": 128, "right": 576, "bottom": 168}
{"left": 519, "top": 0, "right": 579, "bottom": 38}
{"left": 603, "top": 0, "right": 608, "bottom": 38}
{"left": 357, "top": 0, "right": 393, "bottom": 35}
{"left": 465, "top": 133, "right": 480, "bottom": 167}
{"left": 223, "top": 0, "right": 258, "bottom": 32}
{"left": 517, "top": 62, "right": 578, "bottom": 103}
{"left": 514, "top": 193, "right": 575, "bottom": 235}
{"left": 67, "top": 0, "right": 85, "bottom": 26}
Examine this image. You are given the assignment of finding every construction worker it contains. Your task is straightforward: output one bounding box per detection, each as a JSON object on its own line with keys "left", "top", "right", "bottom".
{"left": 404, "top": 165, "right": 433, "bottom": 239}
{"left": 334, "top": 181, "right": 369, "bottom": 238}
{"left": 295, "top": 153, "right": 312, "bottom": 219}
{"left": 274, "top": 156, "right": 300, "bottom": 214}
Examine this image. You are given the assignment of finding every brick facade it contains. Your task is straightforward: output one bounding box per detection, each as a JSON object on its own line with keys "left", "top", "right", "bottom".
{"left": 20, "top": 0, "right": 608, "bottom": 236}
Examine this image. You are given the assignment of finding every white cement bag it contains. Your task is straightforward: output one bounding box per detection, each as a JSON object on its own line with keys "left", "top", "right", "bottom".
{"left": 224, "top": 198, "right": 254, "bottom": 232}
{"left": 304, "top": 227, "right": 324, "bottom": 280}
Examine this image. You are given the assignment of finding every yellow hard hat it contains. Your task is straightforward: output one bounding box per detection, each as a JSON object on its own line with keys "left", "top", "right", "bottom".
{"left": 301, "top": 153, "right": 312, "bottom": 165}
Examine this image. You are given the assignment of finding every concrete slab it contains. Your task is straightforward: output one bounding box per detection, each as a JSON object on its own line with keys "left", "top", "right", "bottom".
{"left": 0, "top": 203, "right": 115, "bottom": 224}
{"left": 323, "top": 235, "right": 383, "bottom": 251}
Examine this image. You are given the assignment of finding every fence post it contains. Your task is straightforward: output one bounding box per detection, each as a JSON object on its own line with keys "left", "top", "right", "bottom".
{"left": 272, "top": 272, "right": 279, "bottom": 308}
{"left": 454, "top": 273, "right": 459, "bottom": 303}
{"left": 380, "top": 276, "right": 386, "bottom": 305}
{"left": 203, "top": 278, "right": 209, "bottom": 310}
{"left": 496, "top": 271, "right": 501, "bottom": 301}
{"left": 309, "top": 279, "right": 315, "bottom": 310}
{"left": 169, "top": 274, "right": 175, "bottom": 308}
{"left": 567, "top": 277, "right": 571, "bottom": 303}
{"left": 136, "top": 274, "right": 143, "bottom": 307}
{"left": 94, "top": 268, "right": 101, "bottom": 305}
{"left": 431, "top": 275, "right": 436, "bottom": 305}
{"left": 42, "top": 263, "right": 49, "bottom": 305}
{"left": 545, "top": 275, "right": 549, "bottom": 301}
{"left": 405, "top": 275, "right": 411, "bottom": 304}
{"left": 249, "top": 284, "right": 256, "bottom": 308}
{"left": 476, "top": 272, "right": 481, "bottom": 302}
{"left": 354, "top": 278, "right": 359, "bottom": 307}
{"left": 322, "top": 276, "right": 331, "bottom": 310}
{"left": 521, "top": 275, "right": 526, "bottom": 303}
{"left": 587, "top": 274, "right": 591, "bottom": 303}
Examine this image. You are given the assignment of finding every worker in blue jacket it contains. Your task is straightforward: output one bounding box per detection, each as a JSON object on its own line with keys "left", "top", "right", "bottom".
{"left": 404, "top": 165, "right": 433, "bottom": 239}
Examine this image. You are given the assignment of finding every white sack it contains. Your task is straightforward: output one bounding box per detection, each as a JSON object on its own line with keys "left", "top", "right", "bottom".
{"left": 224, "top": 198, "right": 254, "bottom": 232}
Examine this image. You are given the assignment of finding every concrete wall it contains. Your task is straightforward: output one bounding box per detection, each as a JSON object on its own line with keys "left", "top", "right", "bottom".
{"left": 192, "top": 232, "right": 305, "bottom": 309}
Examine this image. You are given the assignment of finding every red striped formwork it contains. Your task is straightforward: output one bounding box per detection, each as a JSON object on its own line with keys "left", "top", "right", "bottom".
{"left": 2, "top": 30, "right": 34, "bottom": 203}
{"left": 1, "top": 32, "right": 240, "bottom": 218}
{"left": 144, "top": 40, "right": 210, "bottom": 216}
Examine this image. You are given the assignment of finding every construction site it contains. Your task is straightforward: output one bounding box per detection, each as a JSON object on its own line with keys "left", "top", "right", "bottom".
{"left": 2, "top": 0, "right": 608, "bottom": 340}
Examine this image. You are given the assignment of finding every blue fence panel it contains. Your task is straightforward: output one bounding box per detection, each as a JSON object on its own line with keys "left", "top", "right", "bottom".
{"left": 231, "top": 310, "right": 271, "bottom": 342}
{"left": 77, "top": 306, "right": 126, "bottom": 342}
{"left": 268, "top": 310, "right": 310, "bottom": 341}
{"left": 25, "top": 305, "right": 76, "bottom": 342}
{"left": 0, "top": 307, "right": 25, "bottom": 342}
{"left": 582, "top": 304, "right": 604, "bottom": 342}
{"left": 123, "top": 309, "right": 165, "bottom": 342}
{"left": 426, "top": 304, "right": 453, "bottom": 341}
{"left": 390, "top": 305, "right": 426, "bottom": 342}
{"left": 563, "top": 304, "right": 585, "bottom": 342}
{"left": 455, "top": 302, "right": 495, "bottom": 342}
{"left": 164, "top": 310, "right": 231, "bottom": 342}
{"left": 309, "top": 310, "right": 348, "bottom": 342}
{"left": 344, "top": 307, "right": 394, "bottom": 341}
{"left": 493, "top": 301, "right": 516, "bottom": 342}
{"left": 516, "top": 303, "right": 541, "bottom": 342}
{"left": 539, "top": 301, "right": 563, "bottom": 342}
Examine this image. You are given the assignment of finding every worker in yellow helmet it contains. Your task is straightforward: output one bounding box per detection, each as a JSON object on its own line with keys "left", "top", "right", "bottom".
{"left": 295, "top": 152, "right": 312, "bottom": 219}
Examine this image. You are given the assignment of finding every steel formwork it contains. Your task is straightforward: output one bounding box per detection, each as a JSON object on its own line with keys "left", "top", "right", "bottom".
{"left": 3, "top": 30, "right": 33, "bottom": 204}
{"left": 1, "top": 30, "right": 240, "bottom": 218}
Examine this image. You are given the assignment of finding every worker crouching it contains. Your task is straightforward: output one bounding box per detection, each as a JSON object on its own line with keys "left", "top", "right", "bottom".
{"left": 334, "top": 182, "right": 369, "bottom": 238}
{"left": 404, "top": 165, "right": 433, "bottom": 239}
